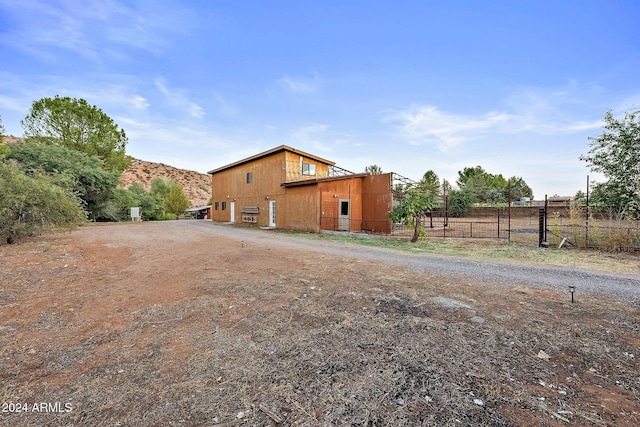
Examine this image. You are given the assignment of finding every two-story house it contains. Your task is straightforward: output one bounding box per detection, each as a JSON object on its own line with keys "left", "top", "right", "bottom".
{"left": 207, "top": 145, "right": 393, "bottom": 233}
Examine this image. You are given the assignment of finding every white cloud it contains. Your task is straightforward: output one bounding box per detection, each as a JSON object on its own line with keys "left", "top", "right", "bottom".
{"left": 385, "top": 82, "right": 610, "bottom": 151}
{"left": 384, "top": 105, "right": 512, "bottom": 150}
{"left": 154, "top": 78, "right": 205, "bottom": 119}
{"left": 274, "top": 73, "right": 321, "bottom": 95}
{"left": 0, "top": 0, "right": 196, "bottom": 60}
{"left": 290, "top": 123, "right": 332, "bottom": 151}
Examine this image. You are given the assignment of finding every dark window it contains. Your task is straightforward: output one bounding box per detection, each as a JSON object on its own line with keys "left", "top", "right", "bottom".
{"left": 246, "top": 172, "right": 253, "bottom": 183}
{"left": 340, "top": 201, "right": 349, "bottom": 216}
{"left": 222, "top": 201, "right": 227, "bottom": 211}
{"left": 215, "top": 201, "right": 219, "bottom": 211}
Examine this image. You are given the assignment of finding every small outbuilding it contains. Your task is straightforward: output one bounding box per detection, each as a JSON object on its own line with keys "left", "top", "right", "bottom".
{"left": 185, "top": 205, "right": 212, "bottom": 219}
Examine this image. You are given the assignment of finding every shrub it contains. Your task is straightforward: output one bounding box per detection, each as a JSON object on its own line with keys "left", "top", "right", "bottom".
{"left": 447, "top": 189, "right": 474, "bottom": 218}
{"left": 0, "top": 161, "right": 85, "bottom": 244}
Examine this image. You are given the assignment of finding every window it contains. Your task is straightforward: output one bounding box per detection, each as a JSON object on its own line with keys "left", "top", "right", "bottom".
{"left": 340, "top": 200, "right": 349, "bottom": 216}
{"left": 302, "top": 162, "right": 316, "bottom": 176}
{"left": 215, "top": 201, "right": 219, "bottom": 211}
{"left": 246, "top": 172, "right": 253, "bottom": 184}
{"left": 222, "top": 201, "right": 227, "bottom": 211}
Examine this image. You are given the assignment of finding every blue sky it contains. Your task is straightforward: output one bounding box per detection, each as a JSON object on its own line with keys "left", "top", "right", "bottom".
{"left": 1, "top": 0, "right": 639, "bottom": 198}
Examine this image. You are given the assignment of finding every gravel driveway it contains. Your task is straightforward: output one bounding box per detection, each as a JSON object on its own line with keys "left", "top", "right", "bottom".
{"left": 181, "top": 220, "right": 640, "bottom": 305}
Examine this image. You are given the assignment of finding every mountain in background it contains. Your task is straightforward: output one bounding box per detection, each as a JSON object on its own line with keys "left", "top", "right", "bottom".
{"left": 120, "top": 158, "right": 211, "bottom": 208}
{"left": 2, "top": 136, "right": 211, "bottom": 208}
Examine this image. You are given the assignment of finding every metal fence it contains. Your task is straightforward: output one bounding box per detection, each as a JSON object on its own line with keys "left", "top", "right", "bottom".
{"left": 321, "top": 207, "right": 511, "bottom": 241}
{"left": 320, "top": 205, "right": 640, "bottom": 251}
{"left": 542, "top": 211, "right": 640, "bottom": 252}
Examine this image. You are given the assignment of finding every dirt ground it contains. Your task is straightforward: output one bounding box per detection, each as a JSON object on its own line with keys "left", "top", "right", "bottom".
{"left": 1, "top": 221, "right": 639, "bottom": 426}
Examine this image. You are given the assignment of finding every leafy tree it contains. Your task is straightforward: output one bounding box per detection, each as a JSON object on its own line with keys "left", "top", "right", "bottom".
{"left": 164, "top": 184, "right": 190, "bottom": 217}
{"left": 508, "top": 176, "right": 534, "bottom": 201}
{"left": 418, "top": 170, "right": 441, "bottom": 200}
{"left": 127, "top": 182, "right": 162, "bottom": 220}
{"left": 573, "top": 190, "right": 587, "bottom": 205}
{"left": 485, "top": 187, "right": 506, "bottom": 204}
{"left": 580, "top": 109, "right": 640, "bottom": 218}
{"left": 388, "top": 187, "right": 435, "bottom": 243}
{"left": 8, "top": 141, "right": 118, "bottom": 219}
{"left": 150, "top": 176, "right": 177, "bottom": 217}
{"left": 447, "top": 188, "right": 474, "bottom": 217}
{"left": 365, "top": 164, "right": 384, "bottom": 175}
{"left": 456, "top": 166, "right": 531, "bottom": 204}
{"left": 21, "top": 96, "right": 130, "bottom": 172}
{"left": 456, "top": 166, "right": 492, "bottom": 203}
{"left": 0, "top": 160, "right": 85, "bottom": 244}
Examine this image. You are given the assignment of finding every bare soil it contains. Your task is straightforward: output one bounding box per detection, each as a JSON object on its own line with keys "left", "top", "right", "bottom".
{"left": 1, "top": 221, "right": 639, "bottom": 426}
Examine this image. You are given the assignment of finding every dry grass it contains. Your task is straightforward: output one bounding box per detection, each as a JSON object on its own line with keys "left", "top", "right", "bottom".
{"left": 1, "top": 223, "right": 639, "bottom": 426}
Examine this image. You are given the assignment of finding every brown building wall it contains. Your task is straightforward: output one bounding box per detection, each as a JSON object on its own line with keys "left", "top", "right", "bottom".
{"left": 319, "top": 178, "right": 364, "bottom": 232}
{"left": 210, "top": 149, "right": 393, "bottom": 233}
{"left": 210, "top": 151, "right": 288, "bottom": 224}
{"left": 278, "top": 185, "right": 320, "bottom": 232}
{"left": 210, "top": 150, "right": 330, "bottom": 229}
{"left": 284, "top": 151, "right": 330, "bottom": 182}
{"left": 362, "top": 173, "right": 393, "bottom": 233}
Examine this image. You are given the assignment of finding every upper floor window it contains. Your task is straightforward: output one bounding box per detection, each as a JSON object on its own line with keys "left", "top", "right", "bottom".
{"left": 246, "top": 172, "right": 253, "bottom": 183}
{"left": 302, "top": 162, "right": 316, "bottom": 176}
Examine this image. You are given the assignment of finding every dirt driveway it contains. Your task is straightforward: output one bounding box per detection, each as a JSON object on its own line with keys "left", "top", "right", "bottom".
{"left": 1, "top": 221, "right": 639, "bottom": 426}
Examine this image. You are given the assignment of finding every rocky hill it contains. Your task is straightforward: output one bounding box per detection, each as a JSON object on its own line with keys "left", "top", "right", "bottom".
{"left": 120, "top": 158, "right": 211, "bottom": 208}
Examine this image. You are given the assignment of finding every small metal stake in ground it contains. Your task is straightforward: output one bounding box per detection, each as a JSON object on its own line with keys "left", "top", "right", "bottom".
{"left": 569, "top": 285, "right": 575, "bottom": 303}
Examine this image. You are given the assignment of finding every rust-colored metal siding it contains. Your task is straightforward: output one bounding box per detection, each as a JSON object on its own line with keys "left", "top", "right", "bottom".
{"left": 362, "top": 173, "right": 393, "bottom": 233}
{"left": 319, "top": 178, "right": 363, "bottom": 232}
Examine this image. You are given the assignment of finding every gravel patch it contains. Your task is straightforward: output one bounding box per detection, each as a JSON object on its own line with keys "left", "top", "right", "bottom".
{"left": 181, "top": 220, "right": 640, "bottom": 305}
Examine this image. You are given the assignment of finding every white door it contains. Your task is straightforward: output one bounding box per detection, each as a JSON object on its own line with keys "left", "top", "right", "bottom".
{"left": 230, "top": 201, "right": 235, "bottom": 223}
{"left": 269, "top": 200, "right": 276, "bottom": 227}
{"left": 338, "top": 199, "right": 350, "bottom": 231}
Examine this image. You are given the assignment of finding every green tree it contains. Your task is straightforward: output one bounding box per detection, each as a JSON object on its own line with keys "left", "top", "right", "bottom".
{"left": 485, "top": 187, "right": 506, "bottom": 204}
{"left": 580, "top": 110, "right": 640, "bottom": 218}
{"left": 447, "top": 188, "right": 474, "bottom": 217}
{"left": 165, "top": 184, "right": 190, "bottom": 217}
{"left": 365, "top": 164, "right": 384, "bottom": 175}
{"left": 8, "top": 141, "right": 118, "bottom": 219}
{"left": 418, "top": 170, "right": 441, "bottom": 200}
{"left": 127, "top": 182, "right": 162, "bottom": 220}
{"left": 388, "top": 187, "right": 435, "bottom": 243}
{"left": 0, "top": 160, "right": 85, "bottom": 244}
{"left": 508, "top": 176, "right": 534, "bottom": 201}
{"left": 456, "top": 166, "right": 491, "bottom": 203}
{"left": 21, "top": 96, "right": 130, "bottom": 173}
{"left": 150, "top": 176, "right": 177, "bottom": 217}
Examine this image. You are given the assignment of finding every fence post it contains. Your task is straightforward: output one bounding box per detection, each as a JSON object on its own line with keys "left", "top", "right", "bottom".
{"left": 538, "top": 207, "right": 546, "bottom": 247}
{"left": 586, "top": 175, "right": 590, "bottom": 248}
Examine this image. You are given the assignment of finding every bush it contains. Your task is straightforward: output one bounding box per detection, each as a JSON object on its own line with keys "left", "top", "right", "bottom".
{"left": 8, "top": 141, "right": 119, "bottom": 219}
{"left": 447, "top": 189, "right": 474, "bottom": 218}
{"left": 0, "top": 161, "right": 85, "bottom": 244}
{"left": 157, "top": 213, "right": 177, "bottom": 221}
